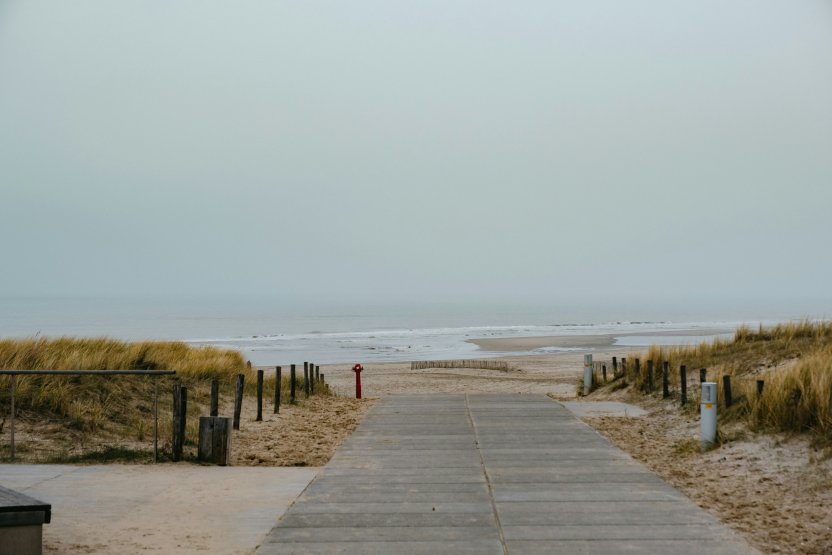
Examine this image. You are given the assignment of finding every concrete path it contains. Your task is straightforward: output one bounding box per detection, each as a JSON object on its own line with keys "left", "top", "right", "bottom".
{"left": 0, "top": 464, "right": 318, "bottom": 554}
{"left": 257, "top": 394, "right": 758, "bottom": 554}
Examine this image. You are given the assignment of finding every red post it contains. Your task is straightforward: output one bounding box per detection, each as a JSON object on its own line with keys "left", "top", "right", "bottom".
{"left": 352, "top": 363, "right": 363, "bottom": 399}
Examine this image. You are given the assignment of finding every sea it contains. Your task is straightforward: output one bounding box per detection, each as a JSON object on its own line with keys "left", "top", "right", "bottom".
{"left": 0, "top": 297, "right": 821, "bottom": 366}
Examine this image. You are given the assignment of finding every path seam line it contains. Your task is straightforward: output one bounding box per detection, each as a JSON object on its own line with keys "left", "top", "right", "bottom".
{"left": 465, "top": 393, "right": 509, "bottom": 555}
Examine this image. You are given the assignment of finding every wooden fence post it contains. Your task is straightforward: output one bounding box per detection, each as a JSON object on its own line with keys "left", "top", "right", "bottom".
{"left": 723, "top": 375, "right": 733, "bottom": 407}
{"left": 662, "top": 361, "right": 670, "bottom": 399}
{"left": 274, "top": 366, "right": 281, "bottom": 414}
{"left": 198, "top": 416, "right": 232, "bottom": 465}
{"left": 233, "top": 374, "right": 244, "bottom": 430}
{"left": 172, "top": 384, "right": 188, "bottom": 462}
{"left": 10, "top": 375, "right": 16, "bottom": 461}
{"left": 210, "top": 378, "right": 219, "bottom": 417}
{"left": 612, "top": 357, "right": 618, "bottom": 378}
{"left": 290, "top": 364, "right": 296, "bottom": 403}
{"left": 309, "top": 362, "right": 315, "bottom": 394}
{"left": 153, "top": 378, "right": 159, "bottom": 463}
{"left": 700, "top": 368, "right": 707, "bottom": 383}
{"left": 315, "top": 365, "right": 320, "bottom": 383}
{"left": 635, "top": 359, "right": 641, "bottom": 382}
{"left": 256, "top": 369, "right": 264, "bottom": 422}
{"left": 602, "top": 364, "right": 607, "bottom": 383}
{"left": 756, "top": 379, "right": 764, "bottom": 399}
{"left": 646, "top": 360, "right": 654, "bottom": 392}
{"left": 304, "top": 362, "right": 309, "bottom": 397}
{"left": 680, "top": 365, "right": 687, "bottom": 406}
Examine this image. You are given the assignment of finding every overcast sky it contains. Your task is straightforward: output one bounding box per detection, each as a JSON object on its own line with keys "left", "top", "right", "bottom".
{"left": 1, "top": 1, "right": 830, "bottom": 310}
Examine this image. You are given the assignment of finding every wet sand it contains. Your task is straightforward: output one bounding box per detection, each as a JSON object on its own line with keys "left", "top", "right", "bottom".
{"left": 468, "top": 328, "right": 733, "bottom": 352}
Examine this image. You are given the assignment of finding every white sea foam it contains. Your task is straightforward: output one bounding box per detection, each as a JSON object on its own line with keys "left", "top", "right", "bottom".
{"left": 186, "top": 321, "right": 747, "bottom": 365}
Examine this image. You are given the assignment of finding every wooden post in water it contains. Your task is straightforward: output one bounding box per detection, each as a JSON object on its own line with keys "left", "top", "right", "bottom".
{"left": 233, "top": 374, "right": 244, "bottom": 430}
{"left": 290, "top": 364, "right": 296, "bottom": 403}
{"left": 256, "top": 369, "right": 264, "bottom": 421}
{"left": 723, "top": 375, "right": 733, "bottom": 407}
{"left": 172, "top": 384, "right": 188, "bottom": 462}
{"left": 662, "top": 361, "right": 670, "bottom": 399}
{"left": 210, "top": 378, "right": 219, "bottom": 417}
{"left": 646, "top": 360, "right": 654, "bottom": 392}
{"left": 756, "top": 379, "right": 764, "bottom": 399}
{"left": 680, "top": 365, "right": 687, "bottom": 406}
{"left": 274, "top": 366, "right": 281, "bottom": 414}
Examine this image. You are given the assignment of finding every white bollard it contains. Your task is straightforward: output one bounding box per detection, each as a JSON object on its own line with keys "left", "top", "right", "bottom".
{"left": 583, "top": 354, "right": 593, "bottom": 396}
{"left": 701, "top": 382, "right": 718, "bottom": 447}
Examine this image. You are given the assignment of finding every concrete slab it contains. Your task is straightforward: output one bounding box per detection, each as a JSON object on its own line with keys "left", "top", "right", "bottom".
{"left": 256, "top": 539, "right": 505, "bottom": 555}
{"left": 505, "top": 539, "right": 759, "bottom": 555}
{"left": 0, "top": 464, "right": 318, "bottom": 555}
{"left": 255, "top": 394, "right": 758, "bottom": 555}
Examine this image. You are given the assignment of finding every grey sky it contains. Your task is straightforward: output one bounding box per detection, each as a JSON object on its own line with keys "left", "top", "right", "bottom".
{"left": 1, "top": 1, "right": 830, "bottom": 308}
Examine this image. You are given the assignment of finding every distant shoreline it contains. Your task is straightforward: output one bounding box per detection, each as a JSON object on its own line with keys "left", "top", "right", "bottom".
{"left": 467, "top": 328, "right": 734, "bottom": 352}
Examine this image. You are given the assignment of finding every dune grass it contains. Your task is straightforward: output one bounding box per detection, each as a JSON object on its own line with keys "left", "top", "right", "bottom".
{"left": 0, "top": 337, "right": 328, "bottom": 462}
{"left": 609, "top": 321, "right": 832, "bottom": 441}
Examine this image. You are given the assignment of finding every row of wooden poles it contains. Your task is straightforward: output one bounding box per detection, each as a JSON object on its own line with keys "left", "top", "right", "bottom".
{"left": 593, "top": 356, "right": 769, "bottom": 408}
{"left": 170, "top": 361, "right": 326, "bottom": 462}
{"left": 410, "top": 360, "right": 512, "bottom": 371}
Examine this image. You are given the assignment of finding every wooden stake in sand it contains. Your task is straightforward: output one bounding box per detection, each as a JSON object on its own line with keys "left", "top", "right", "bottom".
{"left": 274, "top": 366, "right": 281, "bottom": 414}
{"left": 309, "top": 362, "right": 315, "bottom": 394}
{"left": 210, "top": 378, "right": 219, "bottom": 417}
{"left": 233, "top": 374, "right": 244, "bottom": 430}
{"left": 172, "top": 384, "right": 188, "bottom": 462}
{"left": 723, "top": 375, "right": 733, "bottom": 407}
{"left": 680, "top": 365, "right": 688, "bottom": 406}
{"left": 198, "top": 416, "right": 232, "bottom": 466}
{"left": 290, "top": 364, "right": 296, "bottom": 403}
{"left": 256, "top": 369, "right": 264, "bottom": 422}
